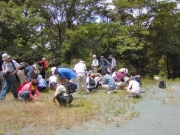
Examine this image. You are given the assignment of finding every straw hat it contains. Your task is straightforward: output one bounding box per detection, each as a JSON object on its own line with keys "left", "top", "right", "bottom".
{"left": 2, "top": 53, "right": 10, "bottom": 60}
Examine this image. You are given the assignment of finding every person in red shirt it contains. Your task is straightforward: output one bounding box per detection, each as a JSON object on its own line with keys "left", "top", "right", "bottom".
{"left": 18, "top": 79, "right": 40, "bottom": 102}
{"left": 39, "top": 57, "right": 49, "bottom": 79}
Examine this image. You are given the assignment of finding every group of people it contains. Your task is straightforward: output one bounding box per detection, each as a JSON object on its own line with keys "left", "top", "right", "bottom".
{"left": 0, "top": 53, "right": 142, "bottom": 107}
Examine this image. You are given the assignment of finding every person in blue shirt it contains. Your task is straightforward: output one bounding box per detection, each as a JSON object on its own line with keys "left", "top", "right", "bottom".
{"left": 37, "top": 75, "right": 47, "bottom": 92}
{"left": 99, "top": 56, "right": 110, "bottom": 74}
{"left": 51, "top": 67, "right": 76, "bottom": 83}
{"left": 100, "top": 72, "right": 117, "bottom": 94}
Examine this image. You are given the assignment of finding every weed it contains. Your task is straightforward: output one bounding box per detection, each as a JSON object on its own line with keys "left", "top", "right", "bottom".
{"left": 116, "top": 122, "right": 120, "bottom": 127}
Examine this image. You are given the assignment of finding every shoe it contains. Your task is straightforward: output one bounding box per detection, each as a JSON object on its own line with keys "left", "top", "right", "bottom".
{"left": 133, "top": 95, "right": 141, "bottom": 98}
{"left": 85, "top": 90, "right": 89, "bottom": 94}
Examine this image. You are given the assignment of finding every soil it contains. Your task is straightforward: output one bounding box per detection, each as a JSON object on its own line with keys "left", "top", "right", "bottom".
{"left": 55, "top": 82, "right": 180, "bottom": 135}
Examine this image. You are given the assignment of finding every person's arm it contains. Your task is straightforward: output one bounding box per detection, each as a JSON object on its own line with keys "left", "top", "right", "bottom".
{"left": 10, "top": 60, "right": 21, "bottom": 75}
{"left": 53, "top": 95, "right": 57, "bottom": 104}
{"left": 62, "top": 78, "right": 68, "bottom": 83}
{"left": 2, "top": 64, "right": 5, "bottom": 72}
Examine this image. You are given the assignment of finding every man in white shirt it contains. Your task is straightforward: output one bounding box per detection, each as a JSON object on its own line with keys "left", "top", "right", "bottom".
{"left": 74, "top": 60, "right": 88, "bottom": 93}
{"left": 124, "top": 76, "right": 141, "bottom": 98}
{"left": 91, "top": 54, "right": 99, "bottom": 73}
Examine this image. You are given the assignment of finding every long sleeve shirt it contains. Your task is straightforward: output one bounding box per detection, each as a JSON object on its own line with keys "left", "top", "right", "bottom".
{"left": 18, "top": 82, "right": 40, "bottom": 100}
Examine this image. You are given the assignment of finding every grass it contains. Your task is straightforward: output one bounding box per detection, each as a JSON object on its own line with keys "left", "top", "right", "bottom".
{"left": 0, "top": 91, "right": 99, "bottom": 134}
{"left": 0, "top": 79, "right": 149, "bottom": 134}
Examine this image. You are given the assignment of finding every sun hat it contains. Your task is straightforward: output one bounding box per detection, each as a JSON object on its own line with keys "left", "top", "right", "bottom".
{"left": 91, "top": 73, "right": 95, "bottom": 77}
{"left": 51, "top": 67, "right": 57, "bottom": 74}
{"left": 2, "top": 53, "right": 10, "bottom": 60}
{"left": 42, "top": 57, "right": 46, "bottom": 61}
{"left": 93, "top": 54, "right": 96, "bottom": 57}
{"left": 50, "top": 82, "right": 57, "bottom": 88}
{"left": 108, "top": 55, "right": 113, "bottom": 59}
{"left": 124, "top": 76, "right": 130, "bottom": 82}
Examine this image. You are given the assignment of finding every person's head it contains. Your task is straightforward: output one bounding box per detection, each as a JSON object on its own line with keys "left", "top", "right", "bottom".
{"left": 108, "top": 55, "right": 113, "bottom": 59}
{"left": 92, "top": 54, "right": 96, "bottom": 59}
{"left": 124, "top": 76, "right": 130, "bottom": 83}
{"left": 79, "top": 60, "right": 85, "bottom": 64}
{"left": 101, "top": 72, "right": 106, "bottom": 76}
{"left": 100, "top": 56, "right": 105, "bottom": 61}
{"left": 31, "top": 79, "right": 39, "bottom": 86}
{"left": 91, "top": 73, "right": 95, "bottom": 78}
{"left": 37, "top": 75, "right": 42, "bottom": 79}
{"left": 2, "top": 53, "right": 11, "bottom": 62}
{"left": 42, "top": 57, "right": 46, "bottom": 61}
{"left": 50, "top": 82, "right": 57, "bottom": 90}
{"left": 51, "top": 67, "right": 57, "bottom": 75}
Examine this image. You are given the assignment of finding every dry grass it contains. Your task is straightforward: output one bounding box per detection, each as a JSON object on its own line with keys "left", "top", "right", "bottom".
{"left": 0, "top": 91, "right": 99, "bottom": 134}
{"left": 0, "top": 82, "right": 146, "bottom": 134}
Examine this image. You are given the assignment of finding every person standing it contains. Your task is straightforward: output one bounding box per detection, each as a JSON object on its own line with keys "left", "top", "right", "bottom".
{"left": 0, "top": 53, "right": 4, "bottom": 91}
{"left": 74, "top": 60, "right": 89, "bottom": 93}
{"left": 39, "top": 57, "right": 49, "bottom": 79}
{"left": 108, "top": 55, "right": 117, "bottom": 75}
{"left": 99, "top": 56, "right": 110, "bottom": 74}
{"left": 0, "top": 53, "right": 21, "bottom": 101}
{"left": 91, "top": 54, "right": 99, "bottom": 73}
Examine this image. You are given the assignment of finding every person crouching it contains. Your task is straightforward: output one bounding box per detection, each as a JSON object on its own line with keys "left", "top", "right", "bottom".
{"left": 18, "top": 79, "right": 40, "bottom": 102}
{"left": 50, "top": 82, "right": 73, "bottom": 107}
{"left": 124, "top": 76, "right": 141, "bottom": 98}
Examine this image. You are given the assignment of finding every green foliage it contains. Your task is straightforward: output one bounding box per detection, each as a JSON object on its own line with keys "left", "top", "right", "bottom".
{"left": 0, "top": 0, "right": 180, "bottom": 78}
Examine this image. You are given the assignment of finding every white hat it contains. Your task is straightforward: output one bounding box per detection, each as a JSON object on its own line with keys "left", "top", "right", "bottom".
{"left": 38, "top": 75, "right": 42, "bottom": 79}
{"left": 124, "top": 76, "right": 130, "bottom": 82}
{"left": 51, "top": 67, "right": 57, "bottom": 74}
{"left": 2, "top": 53, "right": 10, "bottom": 60}
{"left": 119, "top": 68, "right": 128, "bottom": 74}
{"left": 93, "top": 54, "right": 96, "bottom": 57}
{"left": 42, "top": 57, "right": 46, "bottom": 61}
{"left": 80, "top": 60, "right": 84, "bottom": 63}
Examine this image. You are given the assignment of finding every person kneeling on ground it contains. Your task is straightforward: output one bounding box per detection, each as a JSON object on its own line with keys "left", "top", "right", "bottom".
{"left": 18, "top": 79, "right": 40, "bottom": 102}
{"left": 124, "top": 76, "right": 141, "bottom": 98}
{"left": 100, "top": 72, "right": 117, "bottom": 94}
{"left": 50, "top": 82, "right": 73, "bottom": 107}
{"left": 37, "top": 75, "right": 47, "bottom": 92}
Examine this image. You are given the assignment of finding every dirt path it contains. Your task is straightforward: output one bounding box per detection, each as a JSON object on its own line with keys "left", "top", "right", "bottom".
{"left": 55, "top": 82, "right": 180, "bottom": 135}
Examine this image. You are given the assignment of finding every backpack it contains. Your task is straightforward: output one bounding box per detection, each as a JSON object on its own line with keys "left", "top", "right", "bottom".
{"left": 19, "top": 62, "right": 29, "bottom": 70}
{"left": 158, "top": 80, "right": 166, "bottom": 89}
{"left": 89, "top": 78, "right": 96, "bottom": 86}
{"left": 62, "top": 82, "right": 77, "bottom": 94}
{"left": 17, "top": 82, "right": 29, "bottom": 92}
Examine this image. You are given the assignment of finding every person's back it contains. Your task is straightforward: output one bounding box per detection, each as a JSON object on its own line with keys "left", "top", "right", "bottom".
{"left": 102, "top": 74, "right": 116, "bottom": 89}
{"left": 127, "top": 79, "right": 140, "bottom": 94}
{"left": 57, "top": 68, "right": 76, "bottom": 81}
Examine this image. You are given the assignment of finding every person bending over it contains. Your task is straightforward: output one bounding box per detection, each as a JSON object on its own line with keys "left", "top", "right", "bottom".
{"left": 50, "top": 82, "right": 73, "bottom": 107}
